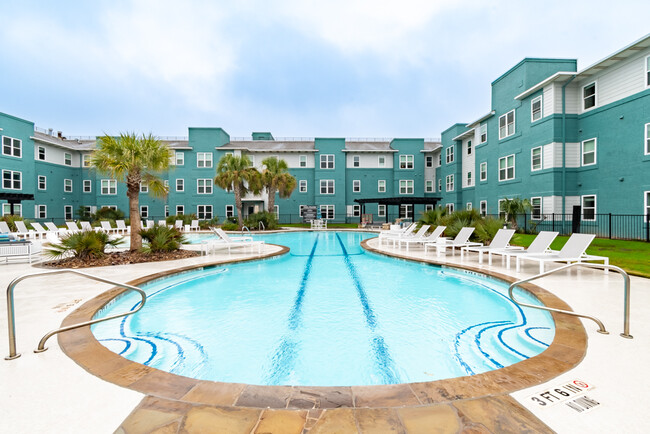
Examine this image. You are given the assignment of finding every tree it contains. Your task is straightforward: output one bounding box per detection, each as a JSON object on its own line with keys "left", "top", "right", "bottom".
{"left": 214, "top": 154, "right": 261, "bottom": 229}
{"left": 261, "top": 157, "right": 297, "bottom": 214}
{"left": 91, "top": 133, "right": 170, "bottom": 251}
{"left": 499, "top": 197, "right": 531, "bottom": 230}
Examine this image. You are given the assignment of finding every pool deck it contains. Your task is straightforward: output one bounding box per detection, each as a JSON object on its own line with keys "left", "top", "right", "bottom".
{"left": 1, "top": 231, "right": 649, "bottom": 433}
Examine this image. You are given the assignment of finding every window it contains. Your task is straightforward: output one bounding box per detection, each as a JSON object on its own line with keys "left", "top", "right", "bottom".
{"left": 165, "top": 205, "right": 169, "bottom": 218}
{"left": 645, "top": 191, "right": 650, "bottom": 217}
{"left": 197, "top": 152, "right": 213, "bottom": 168}
{"left": 2, "top": 170, "right": 22, "bottom": 190}
{"left": 164, "top": 180, "right": 169, "bottom": 188}
{"left": 531, "top": 147, "right": 543, "bottom": 171}
{"left": 2, "top": 136, "right": 21, "bottom": 157}
{"left": 466, "top": 172, "right": 472, "bottom": 186}
{"left": 479, "top": 124, "right": 487, "bottom": 143}
{"left": 320, "top": 205, "right": 334, "bottom": 219}
{"left": 499, "top": 155, "right": 515, "bottom": 181}
{"left": 175, "top": 151, "right": 184, "bottom": 166}
{"left": 498, "top": 199, "right": 506, "bottom": 219}
{"left": 425, "top": 156, "right": 433, "bottom": 167}
{"left": 647, "top": 56, "right": 650, "bottom": 87}
{"left": 646, "top": 123, "right": 650, "bottom": 155}
{"left": 466, "top": 202, "right": 472, "bottom": 210}
{"left": 438, "top": 154, "right": 442, "bottom": 166}
{"left": 176, "top": 179, "right": 184, "bottom": 192}
{"left": 438, "top": 179, "right": 442, "bottom": 192}
{"left": 35, "top": 205, "right": 47, "bottom": 219}
{"left": 197, "top": 179, "right": 213, "bottom": 194}
{"left": 400, "top": 204, "right": 412, "bottom": 219}
{"left": 378, "top": 156, "right": 386, "bottom": 167}
{"left": 197, "top": 205, "right": 213, "bottom": 220}
{"left": 582, "top": 139, "right": 597, "bottom": 166}
{"left": 100, "top": 179, "right": 116, "bottom": 195}
{"left": 82, "top": 154, "right": 91, "bottom": 167}
{"left": 378, "top": 180, "right": 386, "bottom": 193}
{"left": 299, "top": 180, "right": 307, "bottom": 193}
{"left": 531, "top": 197, "right": 542, "bottom": 220}
{"left": 531, "top": 96, "right": 542, "bottom": 122}
{"left": 64, "top": 205, "right": 73, "bottom": 220}
{"left": 582, "top": 195, "right": 596, "bottom": 221}
{"left": 480, "top": 162, "right": 487, "bottom": 181}
{"left": 38, "top": 175, "right": 47, "bottom": 190}
{"left": 176, "top": 205, "right": 185, "bottom": 215}
{"left": 352, "top": 180, "right": 360, "bottom": 193}
{"left": 446, "top": 175, "right": 454, "bottom": 192}
{"left": 347, "top": 205, "right": 360, "bottom": 217}
{"left": 320, "top": 179, "right": 335, "bottom": 194}
{"left": 378, "top": 204, "right": 386, "bottom": 217}
{"left": 273, "top": 205, "right": 279, "bottom": 220}
{"left": 320, "top": 154, "right": 334, "bottom": 169}
{"left": 353, "top": 156, "right": 360, "bottom": 167}
{"left": 480, "top": 201, "right": 487, "bottom": 217}
{"left": 64, "top": 179, "right": 73, "bottom": 193}
{"left": 140, "top": 206, "right": 148, "bottom": 218}
{"left": 425, "top": 180, "right": 433, "bottom": 192}
{"left": 466, "top": 140, "right": 472, "bottom": 155}
{"left": 445, "top": 146, "right": 454, "bottom": 164}
{"left": 225, "top": 205, "right": 234, "bottom": 218}
{"left": 37, "top": 146, "right": 46, "bottom": 161}
{"left": 64, "top": 152, "right": 72, "bottom": 166}
{"left": 299, "top": 205, "right": 306, "bottom": 217}
{"left": 399, "top": 180, "right": 414, "bottom": 194}
{"left": 499, "top": 110, "right": 515, "bottom": 139}
{"left": 425, "top": 204, "right": 434, "bottom": 211}
{"left": 140, "top": 182, "right": 148, "bottom": 193}
{"left": 399, "top": 155, "right": 414, "bottom": 169}
{"left": 299, "top": 155, "right": 307, "bottom": 167}
{"left": 446, "top": 203, "right": 454, "bottom": 213}
{"left": 2, "top": 203, "right": 22, "bottom": 216}
{"left": 583, "top": 82, "right": 596, "bottom": 110}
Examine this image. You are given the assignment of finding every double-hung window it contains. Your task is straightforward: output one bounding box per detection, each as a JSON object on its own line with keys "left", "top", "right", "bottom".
{"left": 399, "top": 180, "right": 414, "bottom": 194}
{"left": 197, "top": 205, "right": 213, "bottom": 220}
{"left": 378, "top": 180, "right": 386, "bottom": 193}
{"left": 299, "top": 180, "right": 307, "bottom": 193}
{"left": 399, "top": 155, "right": 414, "bottom": 169}
{"left": 320, "top": 205, "right": 334, "bottom": 219}
{"left": 225, "top": 205, "right": 234, "bottom": 218}
{"left": 176, "top": 179, "right": 184, "bottom": 192}
{"left": 35, "top": 205, "right": 47, "bottom": 219}
{"left": 176, "top": 205, "right": 184, "bottom": 215}
{"left": 64, "top": 179, "right": 73, "bottom": 193}
{"left": 499, "top": 155, "right": 515, "bottom": 181}
{"left": 582, "top": 139, "right": 597, "bottom": 166}
{"left": 645, "top": 123, "right": 650, "bottom": 155}
{"left": 378, "top": 156, "right": 386, "bottom": 167}
{"left": 425, "top": 156, "right": 433, "bottom": 167}
{"left": 64, "top": 205, "right": 73, "bottom": 220}
{"left": 480, "top": 162, "right": 487, "bottom": 181}
{"left": 175, "top": 151, "right": 184, "bottom": 166}
{"left": 446, "top": 175, "right": 454, "bottom": 192}
{"left": 299, "top": 155, "right": 307, "bottom": 167}
{"left": 83, "top": 180, "right": 92, "bottom": 192}
{"left": 197, "top": 179, "right": 213, "bottom": 194}
{"left": 320, "top": 154, "right": 334, "bottom": 169}
{"left": 645, "top": 191, "right": 650, "bottom": 217}
{"left": 197, "top": 152, "right": 213, "bottom": 168}
{"left": 352, "top": 180, "right": 361, "bottom": 193}
{"left": 82, "top": 154, "right": 91, "bottom": 167}
{"left": 466, "top": 203, "right": 472, "bottom": 210}
{"left": 2, "top": 136, "right": 21, "bottom": 158}
{"left": 499, "top": 110, "right": 515, "bottom": 139}
{"left": 2, "top": 203, "right": 21, "bottom": 216}
{"left": 445, "top": 147, "right": 454, "bottom": 163}
{"left": 531, "top": 96, "right": 542, "bottom": 122}
{"left": 37, "top": 146, "right": 46, "bottom": 161}
{"left": 531, "top": 197, "right": 542, "bottom": 220}
{"left": 531, "top": 147, "right": 543, "bottom": 171}
{"left": 140, "top": 182, "right": 148, "bottom": 193}
{"left": 438, "top": 179, "right": 442, "bottom": 192}
{"left": 583, "top": 82, "right": 596, "bottom": 110}
{"left": 646, "top": 56, "right": 650, "bottom": 87}
{"left": 38, "top": 175, "right": 47, "bottom": 190}
{"left": 378, "top": 204, "right": 386, "bottom": 217}
{"left": 466, "top": 140, "right": 472, "bottom": 155}
{"left": 101, "top": 179, "right": 116, "bottom": 195}
{"left": 352, "top": 156, "right": 360, "bottom": 167}
{"left": 140, "top": 206, "right": 148, "bottom": 218}
{"left": 425, "top": 180, "right": 433, "bottom": 192}
{"left": 64, "top": 152, "right": 72, "bottom": 166}
{"left": 582, "top": 195, "right": 597, "bottom": 221}
{"left": 466, "top": 172, "right": 472, "bottom": 186}
{"left": 2, "top": 170, "right": 22, "bottom": 190}
{"left": 320, "top": 179, "right": 334, "bottom": 194}
{"left": 480, "top": 200, "right": 487, "bottom": 217}
{"left": 479, "top": 123, "right": 487, "bottom": 143}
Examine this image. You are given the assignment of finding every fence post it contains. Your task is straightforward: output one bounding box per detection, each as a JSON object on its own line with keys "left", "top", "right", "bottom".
{"left": 524, "top": 213, "right": 527, "bottom": 232}
{"left": 609, "top": 213, "right": 612, "bottom": 239}
{"left": 552, "top": 213, "right": 555, "bottom": 232}
{"left": 647, "top": 214, "right": 650, "bottom": 243}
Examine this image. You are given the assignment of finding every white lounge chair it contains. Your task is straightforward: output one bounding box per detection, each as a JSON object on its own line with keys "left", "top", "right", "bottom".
{"left": 202, "top": 227, "right": 264, "bottom": 255}
{"left": 190, "top": 220, "right": 200, "bottom": 231}
{"left": 397, "top": 225, "right": 447, "bottom": 251}
{"left": 393, "top": 224, "right": 430, "bottom": 250}
{"left": 425, "top": 227, "right": 481, "bottom": 257}
{"left": 0, "top": 221, "right": 11, "bottom": 234}
{"left": 158, "top": 220, "right": 167, "bottom": 228}
{"left": 515, "top": 233, "right": 607, "bottom": 273}
{"left": 14, "top": 221, "right": 36, "bottom": 239}
{"left": 460, "top": 229, "right": 520, "bottom": 264}
{"left": 99, "top": 221, "right": 119, "bottom": 234}
{"left": 65, "top": 221, "right": 80, "bottom": 233}
{"left": 489, "top": 231, "right": 559, "bottom": 271}
{"left": 379, "top": 222, "right": 418, "bottom": 245}
{"left": 80, "top": 221, "right": 94, "bottom": 231}
{"left": 115, "top": 220, "right": 130, "bottom": 234}
{"left": 175, "top": 220, "right": 184, "bottom": 230}
{"left": 144, "top": 220, "right": 155, "bottom": 229}
{"left": 29, "top": 222, "right": 50, "bottom": 239}
{"left": 44, "top": 222, "right": 62, "bottom": 236}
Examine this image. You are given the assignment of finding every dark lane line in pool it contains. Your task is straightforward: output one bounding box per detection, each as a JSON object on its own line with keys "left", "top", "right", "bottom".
{"left": 266, "top": 233, "right": 320, "bottom": 384}
{"left": 454, "top": 320, "right": 512, "bottom": 375}
{"left": 334, "top": 233, "right": 399, "bottom": 384}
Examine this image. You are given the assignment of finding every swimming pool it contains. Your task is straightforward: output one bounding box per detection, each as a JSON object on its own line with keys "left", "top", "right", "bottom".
{"left": 92, "top": 231, "right": 554, "bottom": 387}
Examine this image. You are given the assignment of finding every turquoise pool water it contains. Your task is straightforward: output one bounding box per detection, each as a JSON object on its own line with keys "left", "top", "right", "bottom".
{"left": 92, "top": 231, "right": 554, "bottom": 387}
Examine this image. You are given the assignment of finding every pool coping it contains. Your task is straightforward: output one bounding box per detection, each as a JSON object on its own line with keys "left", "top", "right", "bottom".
{"left": 58, "top": 237, "right": 587, "bottom": 411}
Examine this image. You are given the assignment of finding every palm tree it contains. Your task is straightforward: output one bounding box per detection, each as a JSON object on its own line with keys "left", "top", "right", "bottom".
{"left": 261, "top": 157, "right": 297, "bottom": 214}
{"left": 214, "top": 154, "right": 262, "bottom": 228}
{"left": 91, "top": 133, "right": 170, "bottom": 251}
{"left": 499, "top": 197, "right": 531, "bottom": 230}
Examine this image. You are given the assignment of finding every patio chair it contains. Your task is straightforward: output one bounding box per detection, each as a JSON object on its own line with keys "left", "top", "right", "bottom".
{"left": 514, "top": 233, "right": 607, "bottom": 274}
{"left": 99, "top": 221, "right": 119, "bottom": 234}
{"left": 425, "top": 227, "right": 481, "bottom": 257}
{"left": 0, "top": 221, "right": 11, "bottom": 234}
{"left": 65, "top": 221, "right": 80, "bottom": 233}
{"left": 379, "top": 222, "right": 418, "bottom": 245}
{"left": 397, "top": 225, "right": 447, "bottom": 251}
{"left": 489, "top": 231, "right": 559, "bottom": 271}
{"left": 392, "top": 224, "right": 430, "bottom": 250}
{"left": 203, "top": 227, "right": 264, "bottom": 255}
{"left": 460, "top": 229, "right": 520, "bottom": 264}
{"left": 29, "top": 222, "right": 50, "bottom": 239}
{"left": 14, "top": 221, "right": 36, "bottom": 239}
{"left": 44, "top": 222, "right": 63, "bottom": 236}
{"left": 190, "top": 220, "right": 200, "bottom": 231}
{"left": 175, "top": 220, "right": 184, "bottom": 230}
{"left": 115, "top": 220, "right": 130, "bottom": 234}
{"left": 145, "top": 220, "right": 155, "bottom": 229}
{"left": 80, "top": 221, "right": 94, "bottom": 231}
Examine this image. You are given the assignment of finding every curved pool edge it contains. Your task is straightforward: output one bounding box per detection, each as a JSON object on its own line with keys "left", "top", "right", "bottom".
{"left": 57, "top": 237, "right": 586, "bottom": 410}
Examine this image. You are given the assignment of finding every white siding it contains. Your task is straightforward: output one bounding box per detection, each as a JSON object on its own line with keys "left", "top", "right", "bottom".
{"left": 250, "top": 153, "right": 314, "bottom": 169}
{"left": 543, "top": 196, "right": 556, "bottom": 214}
{"left": 542, "top": 84, "right": 554, "bottom": 118}
{"left": 543, "top": 143, "right": 555, "bottom": 169}
{"left": 346, "top": 153, "right": 393, "bottom": 169}
{"left": 33, "top": 144, "right": 80, "bottom": 167}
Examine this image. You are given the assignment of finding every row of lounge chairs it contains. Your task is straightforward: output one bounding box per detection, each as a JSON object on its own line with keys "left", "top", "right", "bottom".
{"left": 201, "top": 227, "right": 265, "bottom": 255}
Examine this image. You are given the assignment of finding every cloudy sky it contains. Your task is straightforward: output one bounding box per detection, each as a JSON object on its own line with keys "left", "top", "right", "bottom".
{"left": 1, "top": 0, "right": 648, "bottom": 139}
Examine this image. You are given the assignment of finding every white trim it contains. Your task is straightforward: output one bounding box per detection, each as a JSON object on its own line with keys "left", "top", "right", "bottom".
{"left": 378, "top": 155, "right": 386, "bottom": 168}
{"left": 531, "top": 146, "right": 543, "bottom": 171}
{"left": 319, "top": 179, "right": 335, "bottom": 195}
{"left": 499, "top": 110, "right": 515, "bottom": 139}
{"left": 479, "top": 123, "right": 487, "bottom": 144}
{"left": 645, "top": 123, "right": 650, "bottom": 155}
{"left": 197, "top": 204, "right": 213, "bottom": 220}
{"left": 352, "top": 179, "right": 361, "bottom": 193}
{"left": 378, "top": 204, "right": 386, "bottom": 217}
{"left": 2, "top": 136, "right": 22, "bottom": 158}
{"left": 531, "top": 196, "right": 542, "bottom": 220}
{"left": 176, "top": 178, "right": 185, "bottom": 192}
{"left": 299, "top": 180, "right": 307, "bottom": 193}
{"left": 320, "top": 154, "right": 335, "bottom": 169}
{"left": 63, "top": 205, "right": 73, "bottom": 220}
{"left": 2, "top": 169, "right": 22, "bottom": 190}
{"left": 581, "top": 195, "right": 597, "bottom": 221}
{"left": 646, "top": 55, "right": 650, "bottom": 88}
{"left": 644, "top": 191, "right": 650, "bottom": 217}
{"left": 479, "top": 200, "right": 487, "bottom": 216}
{"left": 445, "top": 174, "right": 454, "bottom": 192}
{"left": 37, "top": 145, "right": 46, "bottom": 161}
{"left": 35, "top": 204, "right": 47, "bottom": 219}
{"left": 378, "top": 179, "right": 386, "bottom": 193}
{"left": 531, "top": 95, "right": 543, "bottom": 122}
{"left": 399, "top": 154, "right": 414, "bottom": 169}
{"left": 498, "top": 154, "right": 515, "bottom": 181}
{"left": 445, "top": 146, "right": 454, "bottom": 164}
{"left": 176, "top": 205, "right": 185, "bottom": 216}
{"left": 399, "top": 179, "right": 414, "bottom": 195}
{"left": 225, "top": 205, "right": 234, "bottom": 218}
{"left": 140, "top": 205, "right": 149, "bottom": 219}
{"left": 100, "top": 179, "right": 117, "bottom": 195}
{"left": 581, "top": 138, "right": 597, "bottom": 166}
{"left": 480, "top": 162, "right": 487, "bottom": 181}
{"left": 196, "top": 152, "right": 213, "bottom": 168}
{"left": 196, "top": 178, "right": 213, "bottom": 194}
{"left": 425, "top": 179, "right": 434, "bottom": 193}
{"left": 63, "top": 152, "right": 72, "bottom": 166}
{"left": 582, "top": 81, "right": 597, "bottom": 111}
{"left": 38, "top": 175, "right": 47, "bottom": 191}
{"left": 64, "top": 178, "right": 73, "bottom": 193}
{"left": 466, "top": 202, "right": 472, "bottom": 210}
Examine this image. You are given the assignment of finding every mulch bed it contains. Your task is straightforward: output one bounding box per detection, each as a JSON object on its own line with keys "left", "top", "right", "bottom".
{"left": 42, "top": 250, "right": 200, "bottom": 268}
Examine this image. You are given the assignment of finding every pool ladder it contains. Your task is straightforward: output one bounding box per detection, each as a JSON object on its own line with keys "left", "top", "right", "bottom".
{"left": 5, "top": 269, "right": 146, "bottom": 360}
{"left": 508, "top": 262, "right": 632, "bottom": 339}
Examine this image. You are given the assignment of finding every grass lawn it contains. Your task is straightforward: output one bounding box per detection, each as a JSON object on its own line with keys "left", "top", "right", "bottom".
{"left": 511, "top": 234, "right": 650, "bottom": 278}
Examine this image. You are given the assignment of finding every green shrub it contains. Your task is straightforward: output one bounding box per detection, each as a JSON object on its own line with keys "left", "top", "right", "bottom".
{"left": 45, "top": 231, "right": 124, "bottom": 260}
{"left": 1, "top": 215, "right": 27, "bottom": 232}
{"left": 139, "top": 224, "right": 186, "bottom": 253}
{"left": 166, "top": 214, "right": 196, "bottom": 226}
{"left": 96, "top": 207, "right": 125, "bottom": 221}
{"left": 199, "top": 217, "right": 220, "bottom": 230}
{"left": 439, "top": 209, "right": 483, "bottom": 238}
{"left": 244, "top": 211, "right": 278, "bottom": 230}
{"left": 221, "top": 221, "right": 239, "bottom": 231}
{"left": 474, "top": 216, "right": 507, "bottom": 243}
{"left": 418, "top": 206, "right": 448, "bottom": 227}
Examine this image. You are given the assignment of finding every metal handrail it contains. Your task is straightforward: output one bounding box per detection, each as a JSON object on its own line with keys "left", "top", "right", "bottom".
{"left": 508, "top": 262, "right": 632, "bottom": 339}
{"left": 241, "top": 226, "right": 251, "bottom": 235}
{"left": 259, "top": 221, "right": 265, "bottom": 231}
{"left": 5, "top": 269, "right": 147, "bottom": 360}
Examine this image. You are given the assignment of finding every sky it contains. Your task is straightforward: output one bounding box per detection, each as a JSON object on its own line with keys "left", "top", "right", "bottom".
{"left": 1, "top": 0, "right": 648, "bottom": 139}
